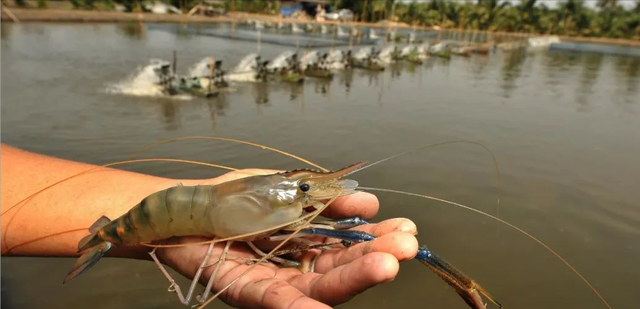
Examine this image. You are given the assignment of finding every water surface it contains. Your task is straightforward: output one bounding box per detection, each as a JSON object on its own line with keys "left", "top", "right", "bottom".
{"left": 2, "top": 23, "right": 639, "bottom": 309}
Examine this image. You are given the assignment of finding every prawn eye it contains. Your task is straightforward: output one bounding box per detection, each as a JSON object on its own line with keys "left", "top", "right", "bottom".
{"left": 299, "top": 183, "right": 310, "bottom": 192}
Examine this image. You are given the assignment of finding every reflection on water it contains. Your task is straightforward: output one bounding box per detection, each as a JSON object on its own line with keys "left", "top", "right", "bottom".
{"left": 339, "top": 69, "right": 354, "bottom": 94}
{"left": 2, "top": 23, "right": 640, "bottom": 309}
{"left": 577, "top": 54, "right": 604, "bottom": 109}
{"left": 207, "top": 94, "right": 230, "bottom": 129}
{"left": 116, "top": 21, "right": 146, "bottom": 39}
{"left": 160, "top": 101, "right": 178, "bottom": 130}
{"left": 500, "top": 50, "right": 527, "bottom": 98}
{"left": 615, "top": 57, "right": 640, "bottom": 97}
{"left": 251, "top": 82, "right": 270, "bottom": 104}
{"left": 311, "top": 78, "right": 331, "bottom": 95}
{"left": 1, "top": 23, "right": 11, "bottom": 39}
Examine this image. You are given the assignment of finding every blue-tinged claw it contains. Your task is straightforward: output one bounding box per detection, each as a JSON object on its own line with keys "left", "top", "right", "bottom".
{"left": 328, "top": 216, "right": 370, "bottom": 229}
{"left": 314, "top": 216, "right": 370, "bottom": 229}
{"left": 296, "top": 223, "right": 502, "bottom": 309}
{"left": 300, "top": 228, "right": 376, "bottom": 243}
{"left": 416, "top": 246, "right": 502, "bottom": 309}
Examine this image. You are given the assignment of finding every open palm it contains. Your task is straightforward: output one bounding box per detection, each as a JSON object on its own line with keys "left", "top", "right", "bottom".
{"left": 155, "top": 169, "right": 419, "bottom": 309}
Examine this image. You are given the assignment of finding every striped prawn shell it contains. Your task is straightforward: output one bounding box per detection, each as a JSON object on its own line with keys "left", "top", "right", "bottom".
{"left": 95, "top": 185, "right": 221, "bottom": 245}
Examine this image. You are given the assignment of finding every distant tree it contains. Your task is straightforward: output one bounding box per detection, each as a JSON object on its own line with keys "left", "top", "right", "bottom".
{"left": 112, "top": 0, "right": 136, "bottom": 12}
{"left": 70, "top": 0, "right": 81, "bottom": 9}
{"left": 597, "top": 0, "right": 618, "bottom": 10}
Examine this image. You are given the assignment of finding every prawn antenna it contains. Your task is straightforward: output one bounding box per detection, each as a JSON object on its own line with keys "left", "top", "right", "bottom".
{"left": 343, "top": 140, "right": 502, "bottom": 216}
{"left": 358, "top": 186, "right": 613, "bottom": 309}
{"left": 127, "top": 135, "right": 328, "bottom": 172}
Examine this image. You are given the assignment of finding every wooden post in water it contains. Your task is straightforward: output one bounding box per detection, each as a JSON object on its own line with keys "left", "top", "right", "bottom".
{"left": 231, "top": 22, "right": 236, "bottom": 40}
{"left": 301, "top": 50, "right": 306, "bottom": 75}
{"left": 349, "top": 30, "right": 354, "bottom": 50}
{"left": 331, "top": 26, "right": 335, "bottom": 52}
{"left": 172, "top": 50, "right": 177, "bottom": 75}
{"left": 257, "top": 30, "right": 261, "bottom": 54}
{"left": 208, "top": 56, "right": 215, "bottom": 94}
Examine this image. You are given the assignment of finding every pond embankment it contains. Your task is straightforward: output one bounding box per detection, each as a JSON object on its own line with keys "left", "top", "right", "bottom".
{"left": 3, "top": 6, "right": 639, "bottom": 51}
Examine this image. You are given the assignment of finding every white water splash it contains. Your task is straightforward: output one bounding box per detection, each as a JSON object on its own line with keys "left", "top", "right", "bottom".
{"left": 106, "top": 59, "right": 191, "bottom": 100}
{"left": 354, "top": 47, "right": 374, "bottom": 60}
{"left": 187, "top": 57, "right": 211, "bottom": 78}
{"left": 325, "top": 50, "right": 348, "bottom": 70}
{"left": 227, "top": 53, "right": 261, "bottom": 82}
{"left": 378, "top": 45, "right": 397, "bottom": 64}
{"left": 400, "top": 45, "right": 416, "bottom": 57}
{"left": 291, "top": 23, "right": 304, "bottom": 33}
{"left": 337, "top": 26, "right": 348, "bottom": 37}
{"left": 429, "top": 42, "right": 446, "bottom": 54}
{"left": 369, "top": 29, "right": 379, "bottom": 39}
{"left": 267, "top": 51, "right": 296, "bottom": 71}
{"left": 300, "top": 51, "right": 320, "bottom": 70}
{"left": 417, "top": 42, "right": 431, "bottom": 59}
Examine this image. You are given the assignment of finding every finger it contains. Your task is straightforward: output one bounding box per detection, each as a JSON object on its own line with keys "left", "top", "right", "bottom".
{"left": 312, "top": 231, "right": 418, "bottom": 273}
{"left": 353, "top": 217, "right": 417, "bottom": 235}
{"left": 321, "top": 192, "right": 379, "bottom": 220}
{"left": 291, "top": 252, "right": 399, "bottom": 306}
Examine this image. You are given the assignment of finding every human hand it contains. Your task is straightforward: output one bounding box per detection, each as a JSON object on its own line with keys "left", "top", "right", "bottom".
{"left": 155, "top": 169, "right": 420, "bottom": 309}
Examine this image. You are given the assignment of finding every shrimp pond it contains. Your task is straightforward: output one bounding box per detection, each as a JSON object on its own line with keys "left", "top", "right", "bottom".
{"left": 2, "top": 23, "right": 640, "bottom": 309}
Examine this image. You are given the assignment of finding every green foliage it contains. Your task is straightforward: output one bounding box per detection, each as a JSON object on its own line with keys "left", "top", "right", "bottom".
{"left": 367, "top": 0, "right": 640, "bottom": 39}
{"left": 170, "top": 0, "right": 199, "bottom": 13}
{"left": 112, "top": 0, "right": 137, "bottom": 12}
{"left": 224, "top": 0, "right": 276, "bottom": 13}
{"left": 84, "top": 0, "right": 96, "bottom": 9}
{"left": 37, "top": 0, "right": 46, "bottom": 8}
{"left": 70, "top": 0, "right": 96, "bottom": 9}
{"left": 14, "top": 0, "right": 27, "bottom": 7}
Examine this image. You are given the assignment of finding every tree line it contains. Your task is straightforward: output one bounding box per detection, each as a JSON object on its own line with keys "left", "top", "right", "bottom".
{"left": 339, "top": 0, "right": 640, "bottom": 39}
{"left": 8, "top": 0, "right": 640, "bottom": 39}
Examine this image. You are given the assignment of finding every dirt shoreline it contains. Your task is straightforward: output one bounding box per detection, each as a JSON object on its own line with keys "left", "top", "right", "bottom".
{"left": 3, "top": 7, "right": 639, "bottom": 47}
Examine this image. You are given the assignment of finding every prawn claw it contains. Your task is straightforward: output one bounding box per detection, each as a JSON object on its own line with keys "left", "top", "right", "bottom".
{"left": 416, "top": 246, "right": 502, "bottom": 309}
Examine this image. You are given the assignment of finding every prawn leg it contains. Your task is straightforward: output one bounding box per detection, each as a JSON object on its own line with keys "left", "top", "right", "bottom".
{"left": 198, "top": 241, "right": 233, "bottom": 304}
{"left": 149, "top": 241, "right": 217, "bottom": 306}
{"left": 247, "top": 241, "right": 301, "bottom": 268}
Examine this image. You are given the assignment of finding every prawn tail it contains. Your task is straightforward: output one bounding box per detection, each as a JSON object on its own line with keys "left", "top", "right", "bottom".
{"left": 63, "top": 216, "right": 113, "bottom": 284}
{"left": 76, "top": 215, "right": 110, "bottom": 251}
{"left": 63, "top": 241, "right": 113, "bottom": 284}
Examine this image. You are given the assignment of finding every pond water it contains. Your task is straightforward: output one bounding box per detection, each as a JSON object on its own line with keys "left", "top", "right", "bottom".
{"left": 2, "top": 23, "right": 639, "bottom": 309}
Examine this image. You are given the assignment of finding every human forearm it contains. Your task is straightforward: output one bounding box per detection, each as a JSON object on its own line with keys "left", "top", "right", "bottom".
{"left": 1, "top": 144, "right": 183, "bottom": 257}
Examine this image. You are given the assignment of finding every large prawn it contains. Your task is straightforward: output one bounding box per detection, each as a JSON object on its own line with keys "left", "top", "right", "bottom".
{"left": 1, "top": 136, "right": 613, "bottom": 309}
